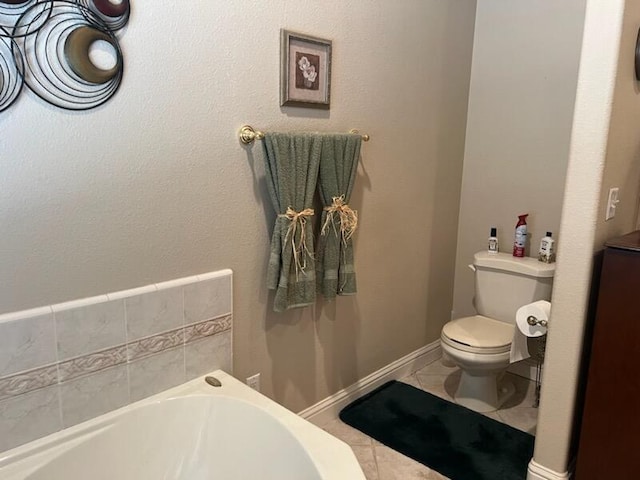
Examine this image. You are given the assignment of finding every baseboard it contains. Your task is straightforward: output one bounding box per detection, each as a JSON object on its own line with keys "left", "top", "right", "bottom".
{"left": 298, "top": 340, "right": 442, "bottom": 426}
{"left": 527, "top": 459, "right": 573, "bottom": 480}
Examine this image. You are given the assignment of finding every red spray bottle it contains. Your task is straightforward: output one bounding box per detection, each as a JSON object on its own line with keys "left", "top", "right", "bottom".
{"left": 513, "top": 214, "right": 528, "bottom": 257}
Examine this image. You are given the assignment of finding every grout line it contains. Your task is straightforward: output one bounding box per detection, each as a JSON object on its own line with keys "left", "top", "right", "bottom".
{"left": 182, "top": 285, "right": 187, "bottom": 381}
{"left": 123, "top": 297, "right": 130, "bottom": 358}
{"left": 51, "top": 308, "right": 65, "bottom": 431}
{"left": 371, "top": 442, "right": 381, "bottom": 480}
{"left": 123, "top": 297, "right": 131, "bottom": 403}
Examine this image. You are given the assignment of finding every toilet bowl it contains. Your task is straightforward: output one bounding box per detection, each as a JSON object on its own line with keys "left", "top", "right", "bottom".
{"left": 441, "top": 252, "right": 555, "bottom": 413}
{"left": 441, "top": 315, "right": 516, "bottom": 412}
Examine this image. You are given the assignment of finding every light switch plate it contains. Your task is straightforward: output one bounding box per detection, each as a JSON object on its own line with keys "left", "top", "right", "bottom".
{"left": 606, "top": 187, "right": 619, "bottom": 221}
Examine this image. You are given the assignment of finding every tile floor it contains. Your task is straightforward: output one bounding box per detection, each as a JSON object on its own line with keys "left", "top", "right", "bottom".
{"left": 320, "top": 358, "right": 539, "bottom": 480}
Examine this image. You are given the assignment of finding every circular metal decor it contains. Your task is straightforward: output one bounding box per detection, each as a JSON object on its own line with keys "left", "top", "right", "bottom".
{"left": 64, "top": 25, "right": 120, "bottom": 83}
{"left": 12, "top": 0, "right": 123, "bottom": 110}
{"left": 91, "top": 0, "right": 129, "bottom": 18}
{"left": 77, "top": 0, "right": 129, "bottom": 31}
{"left": 0, "top": 25, "right": 24, "bottom": 111}
{"left": 0, "top": 0, "right": 39, "bottom": 37}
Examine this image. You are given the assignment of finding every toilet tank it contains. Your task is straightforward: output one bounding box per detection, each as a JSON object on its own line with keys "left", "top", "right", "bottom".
{"left": 473, "top": 252, "right": 555, "bottom": 324}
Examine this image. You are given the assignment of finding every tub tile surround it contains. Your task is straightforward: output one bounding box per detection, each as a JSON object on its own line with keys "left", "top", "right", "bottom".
{"left": 125, "top": 286, "right": 184, "bottom": 340}
{"left": 0, "top": 308, "right": 56, "bottom": 377}
{"left": 0, "top": 269, "right": 233, "bottom": 452}
{"left": 0, "top": 386, "right": 62, "bottom": 454}
{"left": 55, "top": 297, "right": 127, "bottom": 360}
{"left": 59, "top": 364, "right": 130, "bottom": 428}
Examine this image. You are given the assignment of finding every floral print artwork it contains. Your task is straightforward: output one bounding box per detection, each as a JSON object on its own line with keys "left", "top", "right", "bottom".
{"left": 295, "top": 52, "right": 320, "bottom": 90}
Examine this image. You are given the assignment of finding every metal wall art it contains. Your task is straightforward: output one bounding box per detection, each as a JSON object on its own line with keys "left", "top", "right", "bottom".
{"left": 0, "top": 0, "right": 129, "bottom": 112}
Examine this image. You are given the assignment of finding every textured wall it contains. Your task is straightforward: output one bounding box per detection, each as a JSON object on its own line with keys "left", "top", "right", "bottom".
{"left": 533, "top": 0, "right": 640, "bottom": 475}
{"left": 452, "top": 0, "right": 587, "bottom": 321}
{"left": 0, "top": 1, "right": 477, "bottom": 412}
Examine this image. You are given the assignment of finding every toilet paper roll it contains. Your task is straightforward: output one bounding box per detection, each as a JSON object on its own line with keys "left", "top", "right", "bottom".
{"left": 510, "top": 300, "right": 551, "bottom": 363}
{"left": 516, "top": 300, "right": 551, "bottom": 338}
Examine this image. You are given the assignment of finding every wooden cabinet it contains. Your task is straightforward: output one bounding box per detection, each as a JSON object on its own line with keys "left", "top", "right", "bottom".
{"left": 574, "top": 231, "right": 640, "bottom": 479}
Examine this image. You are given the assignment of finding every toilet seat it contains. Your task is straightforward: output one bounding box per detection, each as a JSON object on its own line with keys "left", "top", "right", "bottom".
{"left": 441, "top": 315, "right": 514, "bottom": 355}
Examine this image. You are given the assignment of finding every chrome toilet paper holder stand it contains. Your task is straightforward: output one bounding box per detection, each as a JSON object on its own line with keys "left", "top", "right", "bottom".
{"left": 527, "top": 315, "right": 548, "bottom": 328}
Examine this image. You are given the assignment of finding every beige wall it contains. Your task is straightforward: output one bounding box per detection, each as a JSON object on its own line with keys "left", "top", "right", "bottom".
{"left": 594, "top": 3, "right": 640, "bottom": 248}
{"left": 0, "top": 1, "right": 477, "bottom": 411}
{"left": 452, "top": 0, "right": 587, "bottom": 321}
{"left": 533, "top": 0, "right": 640, "bottom": 476}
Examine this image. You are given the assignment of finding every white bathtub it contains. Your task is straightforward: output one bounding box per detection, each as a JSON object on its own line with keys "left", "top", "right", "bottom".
{"left": 0, "top": 370, "right": 365, "bottom": 479}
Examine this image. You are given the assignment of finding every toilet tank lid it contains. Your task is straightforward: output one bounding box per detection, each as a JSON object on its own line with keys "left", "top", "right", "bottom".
{"left": 474, "top": 252, "right": 555, "bottom": 278}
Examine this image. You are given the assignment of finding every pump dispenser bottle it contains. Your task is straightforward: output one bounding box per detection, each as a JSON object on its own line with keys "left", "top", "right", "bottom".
{"left": 488, "top": 227, "right": 499, "bottom": 254}
{"left": 538, "top": 231, "right": 556, "bottom": 263}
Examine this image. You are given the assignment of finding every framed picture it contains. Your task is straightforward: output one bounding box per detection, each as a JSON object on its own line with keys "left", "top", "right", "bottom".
{"left": 280, "top": 29, "right": 332, "bottom": 109}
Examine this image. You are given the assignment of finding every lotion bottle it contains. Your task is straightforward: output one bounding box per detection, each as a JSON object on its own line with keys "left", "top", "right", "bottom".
{"left": 488, "top": 227, "right": 499, "bottom": 254}
{"left": 513, "top": 214, "right": 528, "bottom": 258}
{"left": 538, "top": 231, "right": 556, "bottom": 263}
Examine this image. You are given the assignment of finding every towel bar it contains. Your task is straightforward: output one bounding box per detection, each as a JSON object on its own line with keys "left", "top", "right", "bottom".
{"left": 239, "top": 125, "right": 370, "bottom": 145}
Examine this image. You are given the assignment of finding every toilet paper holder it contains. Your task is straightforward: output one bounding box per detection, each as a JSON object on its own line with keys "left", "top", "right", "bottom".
{"left": 527, "top": 315, "right": 548, "bottom": 328}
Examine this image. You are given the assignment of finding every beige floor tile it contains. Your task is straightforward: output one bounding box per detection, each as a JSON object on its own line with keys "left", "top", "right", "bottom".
{"left": 321, "top": 418, "right": 373, "bottom": 446}
{"left": 502, "top": 373, "right": 538, "bottom": 409}
{"left": 399, "top": 373, "right": 422, "bottom": 389}
{"left": 415, "top": 370, "right": 460, "bottom": 402}
{"left": 351, "top": 445, "right": 379, "bottom": 480}
{"left": 497, "top": 405, "right": 538, "bottom": 435}
{"left": 375, "top": 445, "right": 450, "bottom": 480}
{"left": 415, "top": 359, "right": 460, "bottom": 376}
{"left": 482, "top": 410, "right": 504, "bottom": 423}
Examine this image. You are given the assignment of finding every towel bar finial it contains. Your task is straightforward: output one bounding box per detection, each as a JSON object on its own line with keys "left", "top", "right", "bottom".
{"left": 239, "top": 125, "right": 265, "bottom": 144}
{"left": 349, "top": 129, "right": 370, "bottom": 142}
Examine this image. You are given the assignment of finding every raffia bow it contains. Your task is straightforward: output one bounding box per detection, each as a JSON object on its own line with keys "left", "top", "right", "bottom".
{"left": 279, "top": 206, "right": 315, "bottom": 277}
{"left": 321, "top": 195, "right": 358, "bottom": 244}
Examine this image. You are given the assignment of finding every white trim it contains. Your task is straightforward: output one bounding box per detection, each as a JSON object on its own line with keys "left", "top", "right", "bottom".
{"left": 298, "top": 341, "right": 442, "bottom": 426}
{"left": 527, "top": 459, "right": 572, "bottom": 480}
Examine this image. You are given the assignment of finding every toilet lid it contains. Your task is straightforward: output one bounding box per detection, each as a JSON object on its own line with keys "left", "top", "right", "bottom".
{"left": 442, "top": 315, "right": 514, "bottom": 353}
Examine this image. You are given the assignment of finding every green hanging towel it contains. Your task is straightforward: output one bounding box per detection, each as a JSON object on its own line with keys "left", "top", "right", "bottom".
{"left": 262, "top": 133, "right": 323, "bottom": 312}
{"left": 316, "top": 133, "right": 362, "bottom": 298}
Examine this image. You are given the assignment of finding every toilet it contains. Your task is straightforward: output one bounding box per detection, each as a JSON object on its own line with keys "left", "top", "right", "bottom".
{"left": 441, "top": 251, "right": 555, "bottom": 412}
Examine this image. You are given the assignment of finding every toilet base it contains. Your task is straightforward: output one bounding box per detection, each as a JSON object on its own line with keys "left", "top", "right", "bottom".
{"left": 454, "top": 371, "right": 515, "bottom": 413}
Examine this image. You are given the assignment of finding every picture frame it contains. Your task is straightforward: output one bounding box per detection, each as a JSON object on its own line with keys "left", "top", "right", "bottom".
{"left": 280, "top": 29, "right": 332, "bottom": 109}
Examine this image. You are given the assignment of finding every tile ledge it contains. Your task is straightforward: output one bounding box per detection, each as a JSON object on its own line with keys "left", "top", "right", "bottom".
{"left": 51, "top": 295, "right": 110, "bottom": 313}
{"left": 197, "top": 269, "right": 233, "bottom": 281}
{"left": 0, "top": 306, "right": 53, "bottom": 324}
{"left": 107, "top": 284, "right": 157, "bottom": 301}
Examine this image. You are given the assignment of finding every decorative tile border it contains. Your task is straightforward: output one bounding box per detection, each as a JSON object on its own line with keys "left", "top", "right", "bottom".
{"left": 184, "top": 315, "right": 232, "bottom": 343}
{"left": 59, "top": 346, "right": 128, "bottom": 383}
{"left": 127, "top": 327, "right": 185, "bottom": 362}
{"left": 0, "top": 314, "right": 232, "bottom": 397}
{"left": 0, "top": 365, "right": 58, "bottom": 401}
